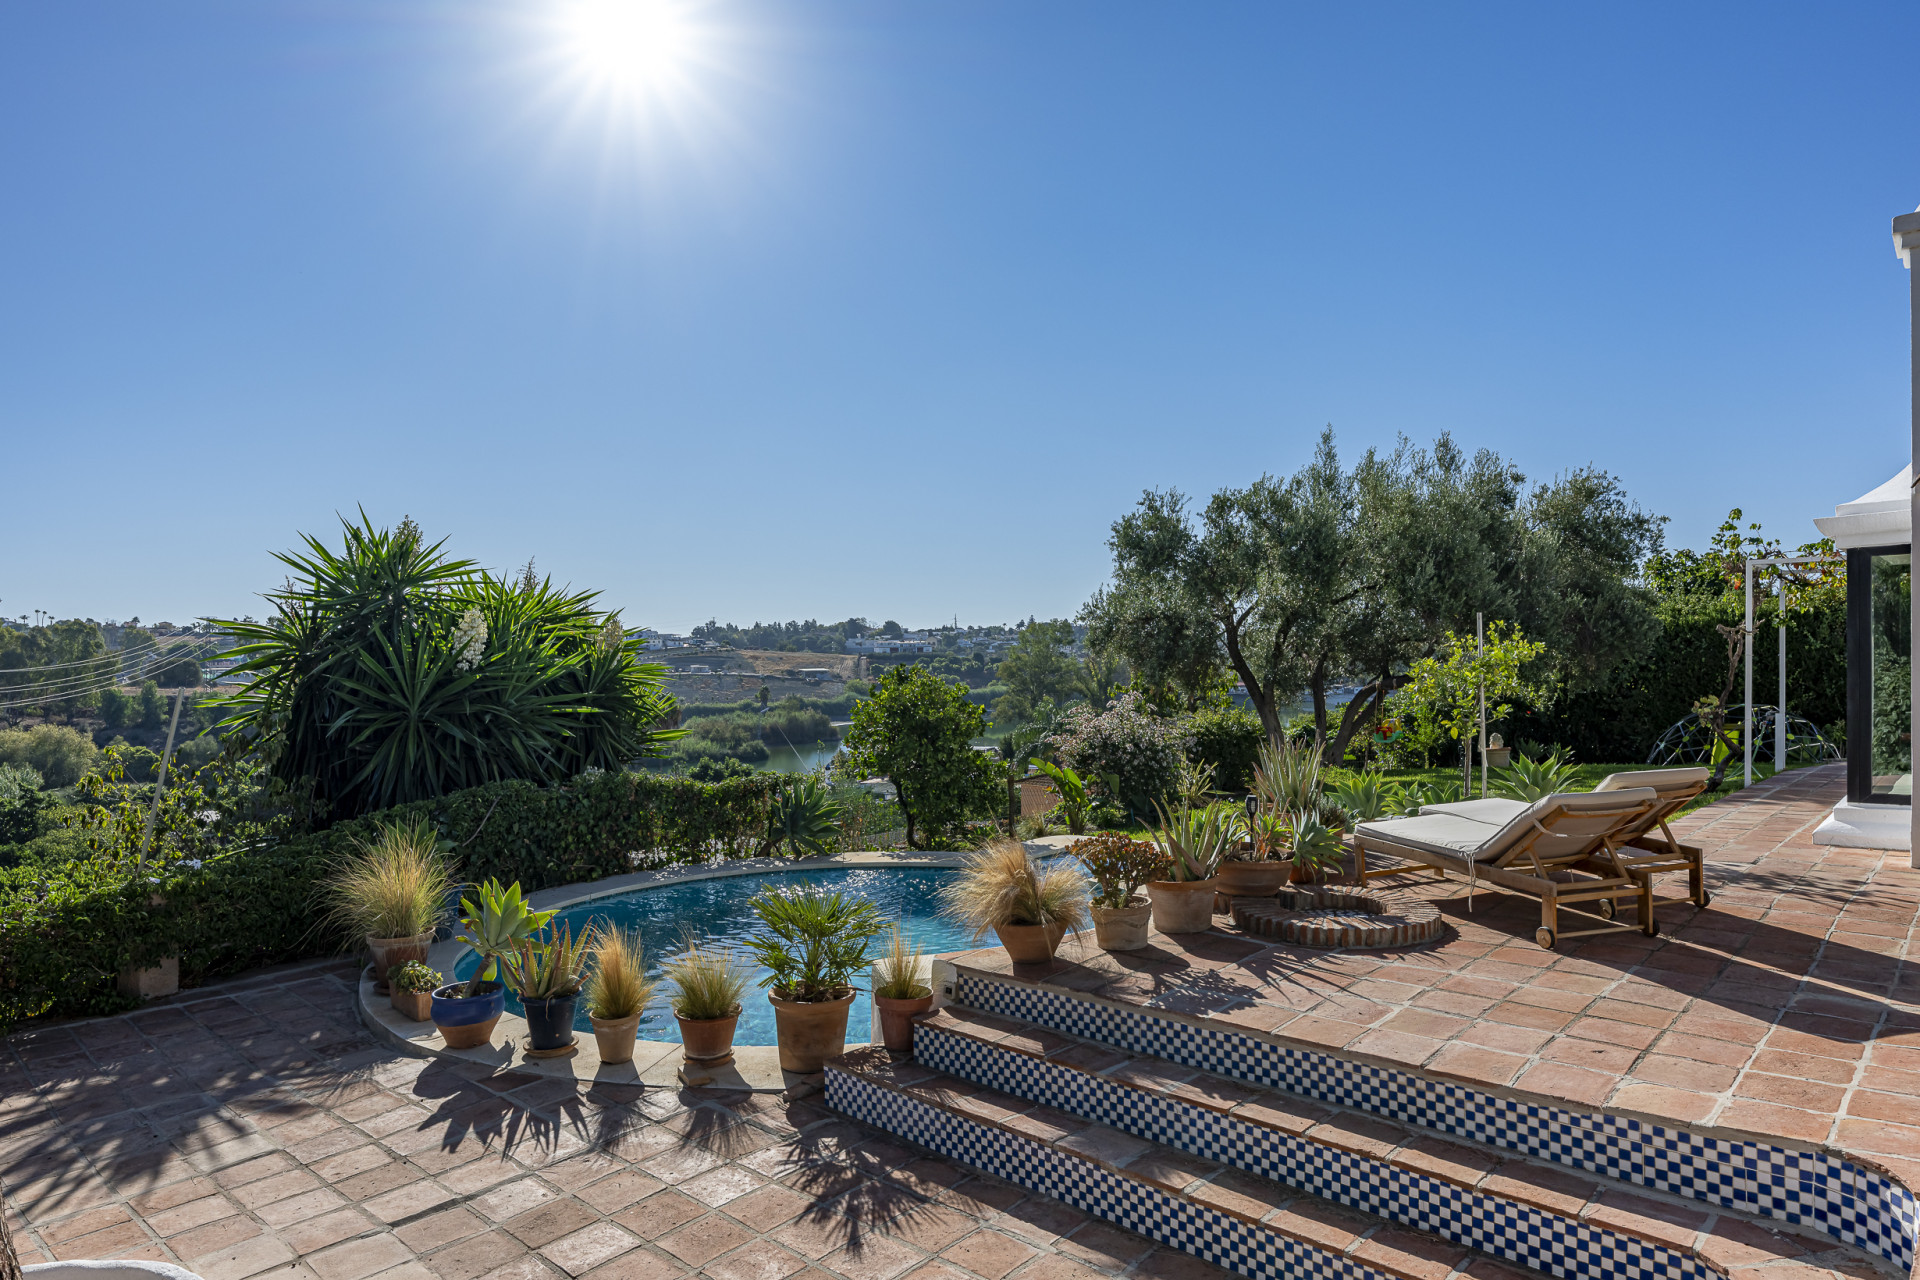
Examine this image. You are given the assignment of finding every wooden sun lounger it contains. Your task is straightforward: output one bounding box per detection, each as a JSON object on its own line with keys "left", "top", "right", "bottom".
{"left": 1352, "top": 788, "right": 1663, "bottom": 948}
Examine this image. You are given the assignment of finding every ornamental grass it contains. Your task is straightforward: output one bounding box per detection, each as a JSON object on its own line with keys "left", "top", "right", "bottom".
{"left": 940, "top": 837, "right": 1089, "bottom": 940}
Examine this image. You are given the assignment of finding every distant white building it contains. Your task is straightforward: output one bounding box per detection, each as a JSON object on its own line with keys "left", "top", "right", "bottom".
{"left": 635, "top": 628, "right": 693, "bottom": 650}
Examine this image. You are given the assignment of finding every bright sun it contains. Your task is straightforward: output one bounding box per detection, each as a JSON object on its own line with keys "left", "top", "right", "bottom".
{"left": 562, "top": 0, "right": 697, "bottom": 100}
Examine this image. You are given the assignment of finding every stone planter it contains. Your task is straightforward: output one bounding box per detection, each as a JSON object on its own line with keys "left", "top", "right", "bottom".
{"left": 366, "top": 932, "right": 433, "bottom": 995}
{"left": 1147, "top": 879, "right": 1219, "bottom": 933}
{"left": 26, "top": 1261, "right": 205, "bottom": 1280}
{"left": 768, "top": 989, "right": 854, "bottom": 1074}
{"left": 1218, "top": 861, "right": 1291, "bottom": 897}
{"left": 1090, "top": 900, "right": 1152, "bottom": 951}
{"left": 431, "top": 981, "right": 504, "bottom": 1049}
{"left": 390, "top": 988, "right": 432, "bottom": 1022}
{"left": 591, "top": 1012, "right": 644, "bottom": 1064}
{"left": 677, "top": 1007, "right": 742, "bottom": 1066}
{"left": 994, "top": 921, "right": 1067, "bottom": 964}
{"left": 874, "top": 992, "right": 934, "bottom": 1053}
{"left": 521, "top": 993, "right": 580, "bottom": 1052}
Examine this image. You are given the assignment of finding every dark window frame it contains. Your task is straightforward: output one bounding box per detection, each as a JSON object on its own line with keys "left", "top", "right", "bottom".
{"left": 1846, "top": 542, "right": 1912, "bottom": 806}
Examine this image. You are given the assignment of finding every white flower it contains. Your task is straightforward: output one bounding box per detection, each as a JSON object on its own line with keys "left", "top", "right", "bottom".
{"left": 452, "top": 608, "right": 488, "bottom": 672}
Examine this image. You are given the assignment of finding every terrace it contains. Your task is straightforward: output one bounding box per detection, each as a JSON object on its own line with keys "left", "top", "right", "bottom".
{"left": 6, "top": 762, "right": 1913, "bottom": 1280}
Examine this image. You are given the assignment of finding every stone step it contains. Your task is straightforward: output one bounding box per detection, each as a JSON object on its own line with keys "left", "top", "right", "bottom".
{"left": 933, "top": 961, "right": 1918, "bottom": 1275}
{"left": 827, "top": 1045, "right": 1560, "bottom": 1280}
{"left": 909, "top": 1005, "right": 1879, "bottom": 1280}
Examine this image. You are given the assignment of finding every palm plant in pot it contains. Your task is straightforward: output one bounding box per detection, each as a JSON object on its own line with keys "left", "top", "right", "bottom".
{"left": 745, "top": 885, "right": 886, "bottom": 1073}
{"left": 387, "top": 961, "right": 441, "bottom": 1022}
{"left": 583, "top": 926, "right": 655, "bottom": 1065}
{"left": 321, "top": 818, "right": 452, "bottom": 996}
{"left": 437, "top": 879, "right": 555, "bottom": 1049}
{"left": 1070, "top": 832, "right": 1169, "bottom": 951}
{"left": 664, "top": 943, "right": 750, "bottom": 1067}
{"left": 940, "top": 838, "right": 1089, "bottom": 965}
{"left": 872, "top": 927, "right": 933, "bottom": 1053}
{"left": 1147, "top": 803, "right": 1234, "bottom": 933}
{"left": 500, "top": 921, "right": 596, "bottom": 1053}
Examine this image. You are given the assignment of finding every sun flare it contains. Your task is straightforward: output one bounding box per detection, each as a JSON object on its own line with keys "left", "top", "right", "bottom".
{"left": 562, "top": 0, "right": 697, "bottom": 100}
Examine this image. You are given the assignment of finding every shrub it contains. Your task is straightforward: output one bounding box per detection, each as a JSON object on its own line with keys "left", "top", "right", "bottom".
{"left": 843, "top": 665, "right": 1002, "bottom": 850}
{"left": 0, "top": 725, "right": 100, "bottom": 788}
{"left": 388, "top": 961, "right": 441, "bottom": 994}
{"left": 1069, "top": 831, "right": 1168, "bottom": 908}
{"left": 1048, "top": 693, "right": 1189, "bottom": 821}
{"left": 1186, "top": 706, "right": 1264, "bottom": 792}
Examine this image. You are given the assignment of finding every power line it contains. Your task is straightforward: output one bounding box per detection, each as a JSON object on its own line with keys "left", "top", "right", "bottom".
{"left": 0, "top": 634, "right": 183, "bottom": 673}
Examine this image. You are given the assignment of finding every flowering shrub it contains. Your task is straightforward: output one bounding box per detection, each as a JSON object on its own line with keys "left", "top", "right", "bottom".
{"left": 1068, "top": 831, "right": 1169, "bottom": 908}
{"left": 1046, "top": 693, "right": 1189, "bottom": 821}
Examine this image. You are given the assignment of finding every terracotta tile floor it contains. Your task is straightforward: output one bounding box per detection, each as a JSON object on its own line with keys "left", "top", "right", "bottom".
{"left": 1, "top": 966, "right": 1226, "bottom": 1280}
{"left": 952, "top": 763, "right": 1920, "bottom": 1186}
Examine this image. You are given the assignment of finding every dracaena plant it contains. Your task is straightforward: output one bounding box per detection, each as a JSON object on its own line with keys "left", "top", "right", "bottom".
{"left": 498, "top": 920, "right": 597, "bottom": 1001}
{"left": 455, "top": 878, "right": 556, "bottom": 996}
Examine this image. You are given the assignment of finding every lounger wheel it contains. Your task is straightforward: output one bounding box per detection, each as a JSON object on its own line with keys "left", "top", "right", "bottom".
{"left": 1643, "top": 918, "right": 1660, "bottom": 938}
{"left": 1697, "top": 890, "right": 1712, "bottom": 908}
{"left": 1534, "top": 927, "right": 1555, "bottom": 949}
{"left": 1597, "top": 899, "right": 1615, "bottom": 920}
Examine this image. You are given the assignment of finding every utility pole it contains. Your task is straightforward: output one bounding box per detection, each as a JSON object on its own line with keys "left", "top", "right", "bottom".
{"left": 138, "top": 688, "right": 185, "bottom": 865}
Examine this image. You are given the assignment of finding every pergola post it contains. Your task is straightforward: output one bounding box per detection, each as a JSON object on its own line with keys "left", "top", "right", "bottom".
{"left": 1898, "top": 208, "right": 1920, "bottom": 864}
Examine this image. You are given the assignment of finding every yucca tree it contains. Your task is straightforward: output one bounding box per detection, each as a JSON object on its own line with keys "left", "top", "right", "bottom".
{"left": 210, "top": 513, "right": 681, "bottom": 816}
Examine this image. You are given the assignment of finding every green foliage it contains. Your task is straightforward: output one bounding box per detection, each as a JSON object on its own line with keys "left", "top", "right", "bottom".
{"left": 499, "top": 920, "right": 594, "bottom": 1000}
{"left": 388, "top": 961, "right": 441, "bottom": 994}
{"left": 1326, "top": 768, "right": 1402, "bottom": 824}
{"left": 993, "top": 620, "right": 1081, "bottom": 724}
{"left": 745, "top": 884, "right": 886, "bottom": 1001}
{"left": 1070, "top": 831, "right": 1169, "bottom": 908}
{"left": 1288, "top": 812, "right": 1346, "bottom": 877}
{"left": 1396, "top": 779, "right": 1464, "bottom": 814}
{"left": 1397, "top": 622, "right": 1546, "bottom": 785}
{"left": 455, "top": 878, "right": 558, "bottom": 996}
{"left": 1186, "top": 706, "right": 1263, "bottom": 792}
{"left": 0, "top": 620, "right": 114, "bottom": 720}
{"left": 1489, "top": 750, "right": 1581, "bottom": 802}
{"left": 210, "top": 513, "right": 681, "bottom": 817}
{"left": 0, "top": 764, "right": 51, "bottom": 847}
{"left": 843, "top": 664, "right": 1002, "bottom": 850}
{"left": 320, "top": 817, "right": 453, "bottom": 942}
{"left": 0, "top": 725, "right": 100, "bottom": 788}
{"left": 767, "top": 776, "right": 844, "bottom": 856}
{"left": 1047, "top": 692, "right": 1189, "bottom": 821}
{"left": 1252, "top": 737, "right": 1324, "bottom": 820}
{"left": 665, "top": 944, "right": 749, "bottom": 1019}
{"left": 1152, "top": 801, "right": 1239, "bottom": 882}
{"left": 686, "top": 756, "right": 758, "bottom": 782}
{"left": 137, "top": 680, "right": 167, "bottom": 730}
{"left": 1031, "top": 759, "right": 1091, "bottom": 834}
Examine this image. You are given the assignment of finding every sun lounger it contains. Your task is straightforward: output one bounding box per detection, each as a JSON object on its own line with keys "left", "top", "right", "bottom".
{"left": 1411, "top": 767, "right": 1712, "bottom": 910}
{"left": 1351, "top": 787, "right": 1662, "bottom": 948}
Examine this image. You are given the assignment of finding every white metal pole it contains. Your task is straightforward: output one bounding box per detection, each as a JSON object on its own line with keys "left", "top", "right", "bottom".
{"left": 1477, "top": 613, "right": 1487, "bottom": 798}
{"left": 1776, "top": 576, "right": 1787, "bottom": 772}
{"left": 1744, "top": 562, "right": 1754, "bottom": 788}
{"left": 138, "top": 688, "right": 185, "bottom": 865}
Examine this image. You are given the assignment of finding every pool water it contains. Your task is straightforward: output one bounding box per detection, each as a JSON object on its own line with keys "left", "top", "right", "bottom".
{"left": 450, "top": 866, "right": 983, "bottom": 1046}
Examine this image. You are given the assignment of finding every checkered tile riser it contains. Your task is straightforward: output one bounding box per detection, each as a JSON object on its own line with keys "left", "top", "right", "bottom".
{"left": 825, "top": 1065, "right": 1397, "bottom": 1280}
{"left": 948, "top": 969, "right": 1919, "bottom": 1271}
{"left": 915, "top": 1022, "right": 1708, "bottom": 1280}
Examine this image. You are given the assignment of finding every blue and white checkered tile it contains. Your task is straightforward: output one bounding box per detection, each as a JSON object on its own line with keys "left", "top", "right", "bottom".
{"left": 947, "top": 969, "right": 1920, "bottom": 1271}
{"left": 915, "top": 1023, "right": 1708, "bottom": 1280}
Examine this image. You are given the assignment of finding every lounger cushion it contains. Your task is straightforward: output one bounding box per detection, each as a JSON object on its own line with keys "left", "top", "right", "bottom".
{"left": 1358, "top": 788, "right": 1658, "bottom": 864}
{"left": 1593, "top": 768, "right": 1709, "bottom": 798}
{"left": 1417, "top": 798, "right": 1529, "bottom": 824}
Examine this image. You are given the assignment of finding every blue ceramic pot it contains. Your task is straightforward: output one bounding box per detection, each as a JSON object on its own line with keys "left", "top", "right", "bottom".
{"left": 431, "top": 981, "right": 504, "bottom": 1049}
{"left": 521, "top": 993, "right": 579, "bottom": 1051}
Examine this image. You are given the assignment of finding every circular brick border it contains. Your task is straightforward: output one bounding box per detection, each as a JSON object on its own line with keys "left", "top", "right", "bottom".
{"left": 1230, "top": 885, "right": 1443, "bottom": 949}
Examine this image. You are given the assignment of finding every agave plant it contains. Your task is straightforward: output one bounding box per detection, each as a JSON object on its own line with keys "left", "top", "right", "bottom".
{"left": 1327, "top": 768, "right": 1403, "bottom": 826}
{"left": 767, "top": 776, "right": 845, "bottom": 856}
{"left": 455, "top": 878, "right": 557, "bottom": 996}
{"left": 1489, "top": 750, "right": 1581, "bottom": 803}
{"left": 1288, "top": 812, "right": 1347, "bottom": 880}
{"left": 1152, "top": 801, "right": 1238, "bottom": 882}
{"left": 1253, "top": 738, "right": 1323, "bottom": 820}
{"left": 1395, "top": 779, "right": 1463, "bottom": 815}
{"left": 498, "top": 921, "right": 597, "bottom": 1001}
{"left": 207, "top": 512, "right": 683, "bottom": 817}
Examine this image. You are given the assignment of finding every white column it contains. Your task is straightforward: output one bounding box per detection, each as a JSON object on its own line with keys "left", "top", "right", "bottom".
{"left": 1897, "top": 209, "right": 1920, "bottom": 865}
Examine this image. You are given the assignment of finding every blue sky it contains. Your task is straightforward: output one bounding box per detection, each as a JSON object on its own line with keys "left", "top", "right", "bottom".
{"left": 3, "top": 2, "right": 1915, "bottom": 634}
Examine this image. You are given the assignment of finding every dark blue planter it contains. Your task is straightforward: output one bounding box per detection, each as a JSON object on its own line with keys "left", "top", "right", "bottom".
{"left": 522, "top": 993, "right": 580, "bottom": 1051}
{"left": 431, "top": 981, "right": 504, "bottom": 1049}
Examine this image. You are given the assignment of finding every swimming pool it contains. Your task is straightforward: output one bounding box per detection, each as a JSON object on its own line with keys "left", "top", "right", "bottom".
{"left": 449, "top": 866, "right": 982, "bottom": 1046}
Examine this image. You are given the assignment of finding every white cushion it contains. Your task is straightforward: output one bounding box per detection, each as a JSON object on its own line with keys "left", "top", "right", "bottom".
{"left": 1417, "top": 798, "right": 1529, "bottom": 825}
{"left": 1359, "top": 788, "right": 1657, "bottom": 864}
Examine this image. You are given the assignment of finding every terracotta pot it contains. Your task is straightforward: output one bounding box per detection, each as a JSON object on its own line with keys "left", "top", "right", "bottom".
{"left": 768, "top": 989, "right": 854, "bottom": 1073}
{"left": 389, "top": 988, "right": 432, "bottom": 1022}
{"left": 367, "top": 932, "right": 433, "bottom": 995}
{"left": 1290, "top": 860, "right": 1327, "bottom": 885}
{"left": 874, "top": 992, "right": 934, "bottom": 1053}
{"left": 431, "top": 982, "right": 504, "bottom": 1049}
{"left": 994, "top": 921, "right": 1067, "bottom": 964}
{"left": 1218, "top": 861, "right": 1290, "bottom": 897}
{"left": 1147, "top": 879, "right": 1219, "bottom": 933}
{"left": 1090, "top": 900, "right": 1152, "bottom": 951}
{"left": 677, "top": 1007, "right": 742, "bottom": 1065}
{"left": 592, "top": 1012, "right": 643, "bottom": 1064}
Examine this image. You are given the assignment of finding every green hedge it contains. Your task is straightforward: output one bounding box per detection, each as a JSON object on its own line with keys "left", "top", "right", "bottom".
{"left": 0, "top": 770, "right": 782, "bottom": 1031}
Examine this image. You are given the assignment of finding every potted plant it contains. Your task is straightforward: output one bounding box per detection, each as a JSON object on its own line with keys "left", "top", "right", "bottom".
{"left": 1219, "top": 808, "right": 1291, "bottom": 897}
{"left": 664, "top": 943, "right": 750, "bottom": 1067}
{"left": 501, "top": 921, "right": 594, "bottom": 1053}
{"left": 872, "top": 927, "right": 934, "bottom": 1052}
{"left": 435, "top": 879, "right": 555, "bottom": 1050}
{"left": 745, "top": 884, "right": 886, "bottom": 1074}
{"left": 1146, "top": 803, "right": 1232, "bottom": 933}
{"left": 583, "top": 926, "right": 655, "bottom": 1065}
{"left": 940, "top": 838, "right": 1090, "bottom": 964}
{"left": 1071, "top": 831, "right": 1169, "bottom": 951}
{"left": 387, "top": 961, "right": 441, "bottom": 1022}
{"left": 322, "top": 818, "right": 452, "bottom": 995}
{"left": 1288, "top": 812, "right": 1348, "bottom": 885}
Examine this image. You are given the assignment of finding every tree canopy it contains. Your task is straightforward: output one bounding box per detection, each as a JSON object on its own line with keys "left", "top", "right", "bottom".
{"left": 842, "top": 664, "right": 1000, "bottom": 849}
